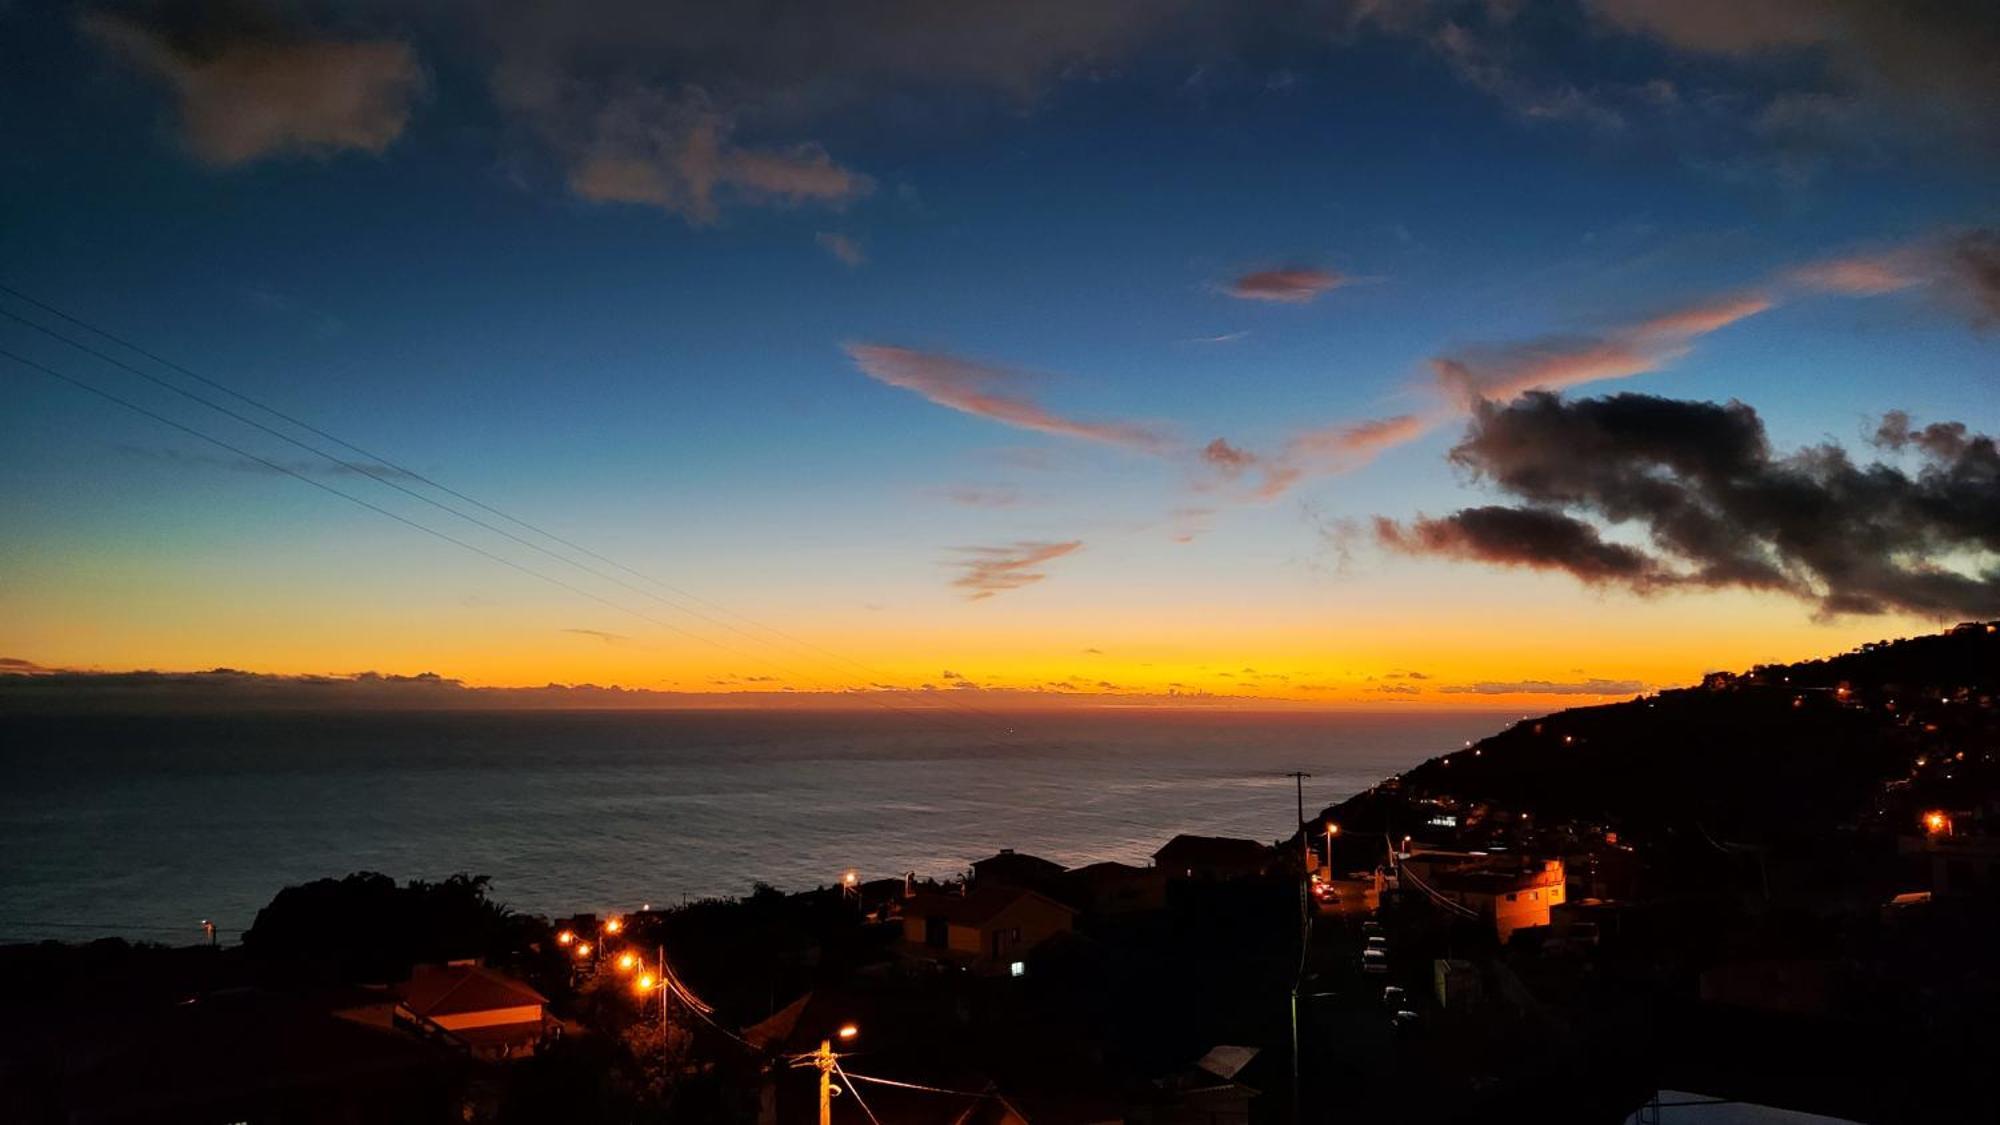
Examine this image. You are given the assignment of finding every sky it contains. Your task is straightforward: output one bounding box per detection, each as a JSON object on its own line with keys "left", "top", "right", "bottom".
{"left": 1, "top": 0, "right": 1995, "bottom": 710}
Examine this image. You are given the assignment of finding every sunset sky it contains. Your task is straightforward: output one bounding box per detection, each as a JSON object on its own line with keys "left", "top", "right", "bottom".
{"left": 2, "top": 1, "right": 1995, "bottom": 708}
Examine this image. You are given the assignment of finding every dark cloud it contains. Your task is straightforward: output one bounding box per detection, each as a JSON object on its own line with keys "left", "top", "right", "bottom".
{"left": 81, "top": 7, "right": 424, "bottom": 166}
{"left": 1376, "top": 505, "right": 1663, "bottom": 586}
{"left": 1378, "top": 391, "right": 2000, "bottom": 618}
{"left": 1950, "top": 229, "right": 2000, "bottom": 324}
{"left": 1581, "top": 0, "right": 2000, "bottom": 129}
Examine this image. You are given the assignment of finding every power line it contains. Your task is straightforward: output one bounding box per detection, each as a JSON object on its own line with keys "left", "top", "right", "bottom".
{"left": 0, "top": 284, "right": 1043, "bottom": 741}
{"left": 0, "top": 280, "right": 1032, "bottom": 732}
{"left": 0, "top": 346, "right": 1020, "bottom": 752}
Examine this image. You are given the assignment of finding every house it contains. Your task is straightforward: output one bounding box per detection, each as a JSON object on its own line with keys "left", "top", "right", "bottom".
{"left": 46, "top": 989, "right": 461, "bottom": 1125}
{"left": 395, "top": 962, "right": 548, "bottom": 1059}
{"left": 971, "top": 848, "right": 1067, "bottom": 891}
{"left": 1062, "top": 861, "right": 1167, "bottom": 915}
{"left": 1152, "top": 834, "right": 1272, "bottom": 881}
{"left": 1400, "top": 852, "right": 1567, "bottom": 940}
{"left": 901, "top": 886, "right": 1076, "bottom": 975}
{"left": 1134, "top": 1045, "right": 1263, "bottom": 1124}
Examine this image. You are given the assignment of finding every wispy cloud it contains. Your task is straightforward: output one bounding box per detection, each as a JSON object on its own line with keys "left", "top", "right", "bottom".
{"left": 80, "top": 10, "right": 424, "bottom": 167}
{"left": 936, "top": 485, "right": 1023, "bottom": 508}
{"left": 948, "top": 540, "right": 1083, "bottom": 600}
{"left": 1789, "top": 228, "right": 2000, "bottom": 325}
{"left": 816, "top": 231, "right": 867, "bottom": 267}
{"left": 1439, "top": 678, "right": 1644, "bottom": 696}
{"left": 1433, "top": 291, "right": 1771, "bottom": 405}
{"left": 1225, "top": 267, "right": 1349, "bottom": 303}
{"left": 846, "top": 344, "right": 1171, "bottom": 451}
{"left": 562, "top": 628, "right": 633, "bottom": 646}
{"left": 504, "top": 81, "right": 872, "bottom": 225}
{"left": 1180, "top": 330, "right": 1250, "bottom": 344}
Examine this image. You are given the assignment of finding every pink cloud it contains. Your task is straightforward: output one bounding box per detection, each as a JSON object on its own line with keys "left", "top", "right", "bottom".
{"left": 846, "top": 344, "right": 1171, "bottom": 452}
{"left": 1791, "top": 254, "right": 1925, "bottom": 295}
{"left": 1435, "top": 290, "right": 1770, "bottom": 406}
{"left": 1226, "top": 267, "right": 1349, "bottom": 303}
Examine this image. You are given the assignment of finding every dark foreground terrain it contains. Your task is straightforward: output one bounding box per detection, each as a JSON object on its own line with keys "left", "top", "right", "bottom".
{"left": 3, "top": 623, "right": 1995, "bottom": 1124}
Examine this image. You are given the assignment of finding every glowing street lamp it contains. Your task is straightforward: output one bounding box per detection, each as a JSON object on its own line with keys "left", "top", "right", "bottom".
{"left": 634, "top": 972, "right": 657, "bottom": 994}
{"left": 604, "top": 917, "right": 623, "bottom": 936}
{"left": 1324, "top": 822, "right": 1340, "bottom": 874}
{"left": 617, "top": 951, "right": 639, "bottom": 973}
{"left": 555, "top": 929, "right": 576, "bottom": 946}
{"left": 574, "top": 941, "right": 593, "bottom": 958}
{"left": 1923, "top": 810, "right": 1951, "bottom": 836}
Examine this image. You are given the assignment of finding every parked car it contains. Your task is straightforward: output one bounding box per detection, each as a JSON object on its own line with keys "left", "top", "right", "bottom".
{"left": 1362, "top": 949, "right": 1389, "bottom": 974}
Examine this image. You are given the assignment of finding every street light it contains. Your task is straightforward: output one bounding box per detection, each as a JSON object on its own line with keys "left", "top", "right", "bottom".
{"left": 574, "top": 941, "right": 593, "bottom": 958}
{"left": 556, "top": 929, "right": 576, "bottom": 946}
{"left": 1324, "top": 822, "right": 1340, "bottom": 875}
{"left": 604, "top": 916, "right": 623, "bottom": 935}
{"left": 617, "top": 951, "right": 639, "bottom": 973}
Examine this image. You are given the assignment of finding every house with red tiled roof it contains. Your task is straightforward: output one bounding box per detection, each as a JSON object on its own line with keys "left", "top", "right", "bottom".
{"left": 394, "top": 962, "right": 547, "bottom": 1060}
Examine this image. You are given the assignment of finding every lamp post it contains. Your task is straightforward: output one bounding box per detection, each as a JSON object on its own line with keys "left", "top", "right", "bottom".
{"left": 1324, "top": 822, "right": 1340, "bottom": 875}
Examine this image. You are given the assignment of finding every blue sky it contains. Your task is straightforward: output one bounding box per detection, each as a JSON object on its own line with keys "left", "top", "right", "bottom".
{"left": 2, "top": 1, "right": 1995, "bottom": 704}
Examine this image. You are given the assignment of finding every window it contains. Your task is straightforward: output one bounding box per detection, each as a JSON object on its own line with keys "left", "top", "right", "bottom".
{"left": 1010, "top": 960, "right": 1026, "bottom": 978}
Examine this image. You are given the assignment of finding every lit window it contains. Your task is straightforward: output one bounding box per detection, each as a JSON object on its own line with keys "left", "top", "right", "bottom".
{"left": 1010, "top": 961, "right": 1026, "bottom": 978}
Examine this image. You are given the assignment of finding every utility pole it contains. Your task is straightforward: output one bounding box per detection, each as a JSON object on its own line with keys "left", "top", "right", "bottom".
{"left": 1284, "top": 771, "right": 1312, "bottom": 1125}
{"left": 814, "top": 1038, "right": 835, "bottom": 1125}
{"left": 789, "top": 1025, "right": 857, "bottom": 1125}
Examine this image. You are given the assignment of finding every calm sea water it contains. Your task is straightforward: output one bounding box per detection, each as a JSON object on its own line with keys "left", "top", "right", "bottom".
{"left": 0, "top": 709, "right": 1503, "bottom": 944}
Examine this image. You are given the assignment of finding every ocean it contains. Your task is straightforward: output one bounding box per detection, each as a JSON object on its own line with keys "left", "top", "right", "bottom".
{"left": 0, "top": 708, "right": 1505, "bottom": 945}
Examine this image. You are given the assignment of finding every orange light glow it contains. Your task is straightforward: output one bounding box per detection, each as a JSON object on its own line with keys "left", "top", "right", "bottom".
{"left": 635, "top": 973, "right": 656, "bottom": 993}
{"left": 837, "top": 1023, "right": 860, "bottom": 1040}
{"left": 556, "top": 929, "right": 575, "bottom": 945}
{"left": 605, "top": 917, "right": 623, "bottom": 934}
{"left": 574, "top": 942, "right": 592, "bottom": 957}
{"left": 1326, "top": 823, "right": 1340, "bottom": 836}
{"left": 1923, "top": 811, "right": 1950, "bottom": 835}
{"left": 617, "top": 952, "right": 638, "bottom": 972}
